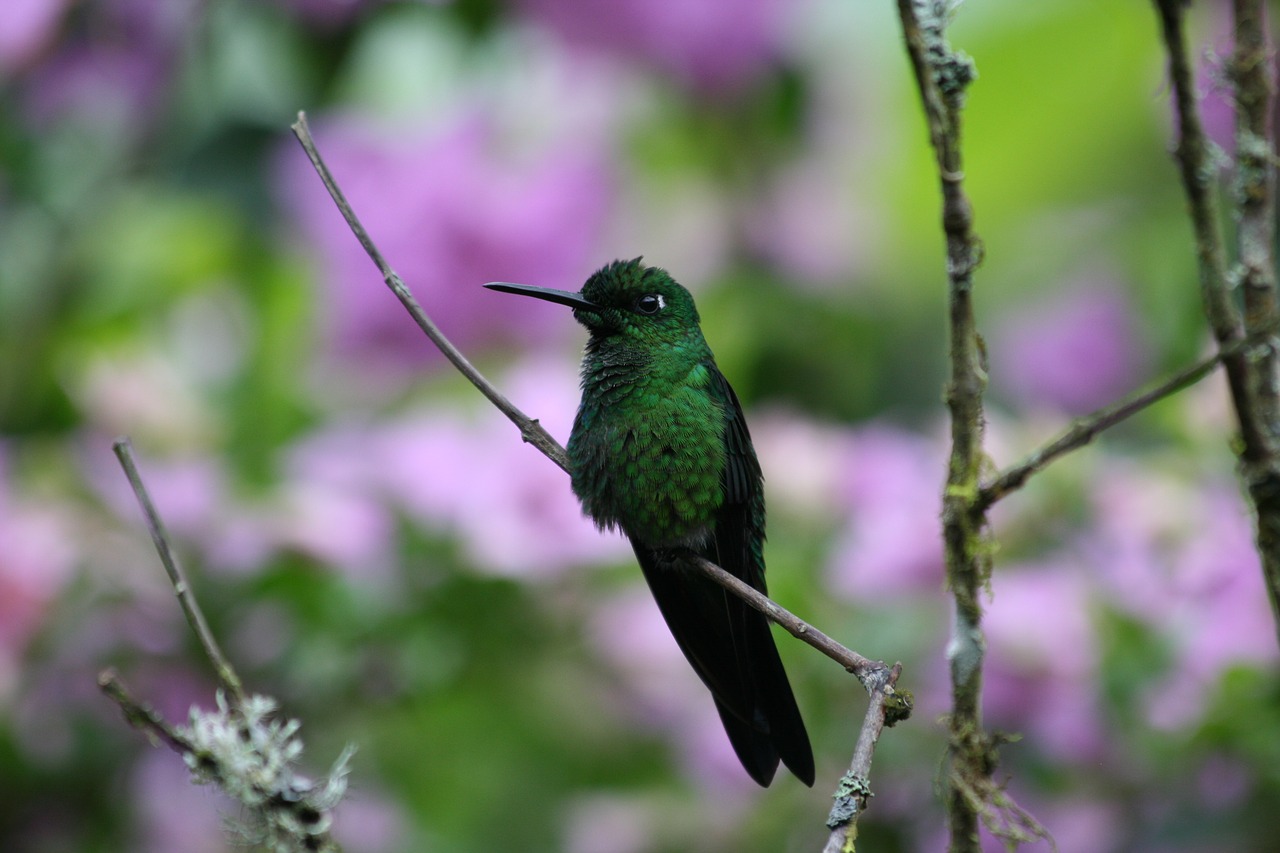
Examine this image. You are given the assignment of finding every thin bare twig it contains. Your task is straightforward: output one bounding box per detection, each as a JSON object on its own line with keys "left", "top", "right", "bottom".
{"left": 99, "top": 668, "right": 191, "bottom": 753}
{"left": 977, "top": 342, "right": 1247, "bottom": 512}
{"left": 113, "top": 437, "right": 245, "bottom": 705}
{"left": 289, "top": 112, "right": 569, "bottom": 472}
{"left": 685, "top": 554, "right": 886, "bottom": 683}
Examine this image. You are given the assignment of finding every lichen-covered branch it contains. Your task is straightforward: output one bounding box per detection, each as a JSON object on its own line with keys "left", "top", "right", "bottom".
{"left": 822, "top": 663, "right": 909, "bottom": 853}
{"left": 1228, "top": 0, "right": 1280, "bottom": 642}
{"left": 895, "top": 2, "right": 1050, "bottom": 851}
{"left": 1153, "top": 0, "right": 1280, "bottom": 648}
{"left": 102, "top": 440, "right": 350, "bottom": 853}
{"left": 101, "top": 670, "right": 351, "bottom": 853}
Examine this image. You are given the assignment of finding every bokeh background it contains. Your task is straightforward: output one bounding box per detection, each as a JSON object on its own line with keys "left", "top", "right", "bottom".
{"left": 2, "top": 1, "right": 1278, "bottom": 851}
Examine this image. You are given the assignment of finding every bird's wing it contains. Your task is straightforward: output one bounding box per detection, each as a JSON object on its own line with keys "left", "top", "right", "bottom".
{"left": 705, "top": 362, "right": 815, "bottom": 786}
{"left": 632, "top": 362, "right": 813, "bottom": 786}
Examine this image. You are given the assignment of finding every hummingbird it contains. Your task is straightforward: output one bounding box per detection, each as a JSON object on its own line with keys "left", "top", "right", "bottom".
{"left": 485, "top": 258, "right": 814, "bottom": 787}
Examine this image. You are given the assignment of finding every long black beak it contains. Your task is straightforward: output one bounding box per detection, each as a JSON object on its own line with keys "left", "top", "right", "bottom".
{"left": 484, "top": 282, "right": 599, "bottom": 312}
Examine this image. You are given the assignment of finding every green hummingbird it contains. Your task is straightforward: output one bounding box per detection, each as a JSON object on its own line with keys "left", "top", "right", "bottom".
{"left": 485, "top": 258, "right": 814, "bottom": 787}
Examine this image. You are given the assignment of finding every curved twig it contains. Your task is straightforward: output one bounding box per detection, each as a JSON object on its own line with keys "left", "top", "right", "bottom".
{"left": 289, "top": 113, "right": 568, "bottom": 472}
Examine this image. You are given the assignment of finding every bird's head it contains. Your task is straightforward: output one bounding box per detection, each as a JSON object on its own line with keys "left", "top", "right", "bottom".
{"left": 486, "top": 258, "right": 704, "bottom": 350}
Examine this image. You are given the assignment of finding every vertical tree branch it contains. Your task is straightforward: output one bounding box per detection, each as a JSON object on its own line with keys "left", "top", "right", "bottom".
{"left": 1154, "top": 0, "right": 1280, "bottom": 647}
{"left": 1229, "top": 0, "right": 1280, "bottom": 638}
{"left": 895, "top": 3, "right": 991, "bottom": 851}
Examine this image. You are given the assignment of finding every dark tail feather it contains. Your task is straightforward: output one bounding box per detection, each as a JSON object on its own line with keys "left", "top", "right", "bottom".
{"left": 746, "top": 613, "right": 815, "bottom": 785}
{"left": 713, "top": 697, "right": 779, "bottom": 787}
{"left": 631, "top": 542, "right": 814, "bottom": 787}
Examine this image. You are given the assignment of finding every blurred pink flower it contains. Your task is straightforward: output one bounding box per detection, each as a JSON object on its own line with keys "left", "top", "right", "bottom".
{"left": 372, "top": 357, "right": 631, "bottom": 577}
{"left": 1197, "top": 66, "right": 1235, "bottom": 155}
{"left": 563, "top": 794, "right": 655, "bottom": 853}
{"left": 17, "top": 0, "right": 196, "bottom": 129}
{"left": 124, "top": 358, "right": 625, "bottom": 581}
{"left": 1082, "top": 461, "right": 1276, "bottom": 729}
{"left": 992, "top": 279, "right": 1147, "bottom": 415}
{"left": 588, "top": 587, "right": 700, "bottom": 731}
{"left": 1189, "top": 12, "right": 1234, "bottom": 153}
{"left": 84, "top": 444, "right": 228, "bottom": 542}
{"left": 825, "top": 424, "right": 945, "bottom": 598}
{"left": 132, "top": 747, "right": 233, "bottom": 853}
{"left": 917, "top": 793, "right": 1119, "bottom": 852}
{"left": 746, "top": 162, "right": 877, "bottom": 287}
{"left": 0, "top": 0, "right": 69, "bottom": 73}
{"left": 1196, "top": 754, "right": 1252, "bottom": 811}
{"left": 749, "top": 409, "right": 851, "bottom": 521}
{"left": 278, "top": 425, "right": 398, "bottom": 576}
{"left": 331, "top": 791, "right": 408, "bottom": 853}
{"left": 516, "top": 0, "right": 789, "bottom": 94}
{"left": 275, "top": 477, "right": 395, "bottom": 574}
{"left": 0, "top": 450, "right": 78, "bottom": 703}
{"left": 121, "top": 425, "right": 398, "bottom": 579}
{"left": 279, "top": 113, "right": 614, "bottom": 382}
{"left": 983, "top": 564, "right": 1105, "bottom": 763}
{"left": 586, "top": 587, "right": 760, "bottom": 793}
{"left": 994, "top": 797, "right": 1118, "bottom": 853}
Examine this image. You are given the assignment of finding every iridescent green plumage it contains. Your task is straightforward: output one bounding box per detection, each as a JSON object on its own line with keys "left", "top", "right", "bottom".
{"left": 486, "top": 259, "right": 814, "bottom": 787}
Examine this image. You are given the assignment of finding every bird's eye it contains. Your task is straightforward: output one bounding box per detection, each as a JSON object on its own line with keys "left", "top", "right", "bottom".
{"left": 635, "top": 293, "right": 664, "bottom": 315}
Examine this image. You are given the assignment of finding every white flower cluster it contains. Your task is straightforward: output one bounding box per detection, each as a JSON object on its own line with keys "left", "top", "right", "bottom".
{"left": 181, "top": 692, "right": 355, "bottom": 852}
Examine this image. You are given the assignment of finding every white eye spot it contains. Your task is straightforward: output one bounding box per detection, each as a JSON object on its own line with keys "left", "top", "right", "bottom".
{"left": 635, "top": 293, "right": 665, "bottom": 315}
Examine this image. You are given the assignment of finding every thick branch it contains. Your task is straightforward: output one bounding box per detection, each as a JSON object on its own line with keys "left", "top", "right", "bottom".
{"left": 1154, "top": 2, "right": 1246, "bottom": 348}
{"left": 1153, "top": 0, "right": 1269, "bottom": 450}
{"left": 1232, "top": 0, "right": 1279, "bottom": 346}
{"left": 1229, "top": 0, "right": 1280, "bottom": 639}
{"left": 896, "top": 3, "right": 1051, "bottom": 851}
{"left": 1155, "top": 0, "right": 1280, "bottom": 648}
{"left": 113, "top": 438, "right": 245, "bottom": 705}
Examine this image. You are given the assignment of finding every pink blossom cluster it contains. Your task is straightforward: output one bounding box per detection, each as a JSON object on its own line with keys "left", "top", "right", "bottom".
{"left": 516, "top": 0, "right": 789, "bottom": 94}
